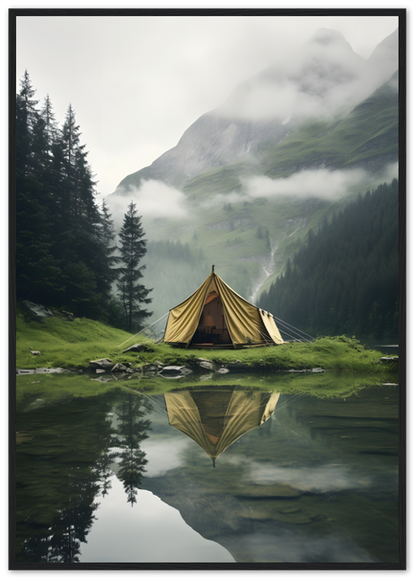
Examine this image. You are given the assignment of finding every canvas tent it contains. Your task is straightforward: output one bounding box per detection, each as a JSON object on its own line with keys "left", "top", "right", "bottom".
{"left": 164, "top": 389, "right": 280, "bottom": 466}
{"left": 163, "top": 269, "right": 284, "bottom": 348}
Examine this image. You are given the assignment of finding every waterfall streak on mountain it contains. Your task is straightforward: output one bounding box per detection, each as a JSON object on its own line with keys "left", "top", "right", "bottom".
{"left": 250, "top": 242, "right": 279, "bottom": 304}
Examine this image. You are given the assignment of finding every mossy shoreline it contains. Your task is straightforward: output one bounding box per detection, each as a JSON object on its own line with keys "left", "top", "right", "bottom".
{"left": 16, "top": 306, "right": 398, "bottom": 377}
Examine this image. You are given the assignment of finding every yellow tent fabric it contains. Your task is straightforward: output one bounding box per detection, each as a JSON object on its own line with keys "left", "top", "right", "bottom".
{"left": 163, "top": 271, "right": 283, "bottom": 347}
{"left": 164, "top": 389, "right": 280, "bottom": 464}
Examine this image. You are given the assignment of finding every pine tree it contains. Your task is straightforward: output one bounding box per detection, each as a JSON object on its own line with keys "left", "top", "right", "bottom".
{"left": 16, "top": 70, "right": 39, "bottom": 177}
{"left": 15, "top": 72, "right": 65, "bottom": 304}
{"left": 100, "top": 200, "right": 118, "bottom": 267}
{"left": 95, "top": 200, "right": 119, "bottom": 299}
{"left": 15, "top": 72, "right": 134, "bottom": 324}
{"left": 117, "top": 201, "right": 152, "bottom": 331}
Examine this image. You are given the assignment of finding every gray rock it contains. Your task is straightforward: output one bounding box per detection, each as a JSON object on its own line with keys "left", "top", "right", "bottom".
{"left": 161, "top": 365, "right": 185, "bottom": 373}
{"left": 216, "top": 367, "right": 230, "bottom": 374}
{"left": 17, "top": 368, "right": 67, "bottom": 375}
{"left": 111, "top": 363, "right": 127, "bottom": 373}
{"left": 30, "top": 351, "right": 41, "bottom": 356}
{"left": 198, "top": 360, "right": 215, "bottom": 371}
{"left": 158, "top": 365, "right": 193, "bottom": 379}
{"left": 89, "top": 358, "right": 113, "bottom": 370}
{"left": 23, "top": 300, "right": 54, "bottom": 319}
{"left": 123, "top": 343, "right": 152, "bottom": 353}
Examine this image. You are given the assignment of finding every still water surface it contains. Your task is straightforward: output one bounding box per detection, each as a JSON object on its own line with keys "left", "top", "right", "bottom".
{"left": 15, "top": 376, "right": 399, "bottom": 565}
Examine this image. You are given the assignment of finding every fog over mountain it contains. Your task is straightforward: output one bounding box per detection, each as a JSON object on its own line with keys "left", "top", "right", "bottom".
{"left": 105, "top": 26, "right": 399, "bottom": 315}
{"left": 112, "top": 27, "right": 398, "bottom": 195}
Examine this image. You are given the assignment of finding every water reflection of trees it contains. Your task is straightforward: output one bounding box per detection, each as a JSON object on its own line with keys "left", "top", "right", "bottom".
{"left": 15, "top": 392, "right": 152, "bottom": 563}
{"left": 114, "top": 394, "right": 152, "bottom": 505}
{"left": 15, "top": 388, "right": 280, "bottom": 564}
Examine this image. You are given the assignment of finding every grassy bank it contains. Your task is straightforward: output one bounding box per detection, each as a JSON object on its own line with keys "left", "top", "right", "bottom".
{"left": 15, "top": 367, "right": 398, "bottom": 410}
{"left": 16, "top": 308, "right": 397, "bottom": 374}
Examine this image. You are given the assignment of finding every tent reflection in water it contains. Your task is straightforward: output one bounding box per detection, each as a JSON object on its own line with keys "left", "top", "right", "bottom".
{"left": 163, "top": 267, "right": 283, "bottom": 348}
{"left": 164, "top": 389, "right": 280, "bottom": 467}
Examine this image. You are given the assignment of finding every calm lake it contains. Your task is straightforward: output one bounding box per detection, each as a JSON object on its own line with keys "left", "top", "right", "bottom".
{"left": 14, "top": 373, "right": 400, "bottom": 567}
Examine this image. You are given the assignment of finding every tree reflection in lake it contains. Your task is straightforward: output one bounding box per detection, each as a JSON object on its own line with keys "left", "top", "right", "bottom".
{"left": 15, "top": 391, "right": 153, "bottom": 561}
{"left": 14, "top": 379, "right": 400, "bottom": 566}
{"left": 113, "top": 394, "right": 152, "bottom": 505}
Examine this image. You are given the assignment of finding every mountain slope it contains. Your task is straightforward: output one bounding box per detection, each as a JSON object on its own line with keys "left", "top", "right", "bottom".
{"left": 114, "top": 28, "right": 397, "bottom": 194}
{"left": 114, "top": 73, "right": 398, "bottom": 314}
{"left": 180, "top": 70, "right": 398, "bottom": 199}
{"left": 108, "top": 28, "right": 399, "bottom": 319}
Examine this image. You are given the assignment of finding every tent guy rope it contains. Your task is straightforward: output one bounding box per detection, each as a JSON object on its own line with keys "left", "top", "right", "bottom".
{"left": 116, "top": 312, "right": 169, "bottom": 349}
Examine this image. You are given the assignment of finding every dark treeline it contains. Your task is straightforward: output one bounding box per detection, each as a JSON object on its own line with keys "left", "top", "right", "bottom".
{"left": 260, "top": 179, "right": 399, "bottom": 338}
{"left": 15, "top": 71, "right": 151, "bottom": 331}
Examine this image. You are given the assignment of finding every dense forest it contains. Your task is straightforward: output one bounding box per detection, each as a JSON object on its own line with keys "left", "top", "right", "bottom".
{"left": 259, "top": 180, "right": 399, "bottom": 338}
{"left": 14, "top": 71, "right": 211, "bottom": 333}
{"left": 15, "top": 71, "right": 152, "bottom": 331}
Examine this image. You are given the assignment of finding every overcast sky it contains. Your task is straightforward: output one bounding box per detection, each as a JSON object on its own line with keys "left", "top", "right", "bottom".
{"left": 15, "top": 10, "right": 399, "bottom": 197}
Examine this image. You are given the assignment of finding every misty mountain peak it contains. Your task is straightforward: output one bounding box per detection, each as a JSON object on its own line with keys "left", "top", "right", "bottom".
{"left": 308, "top": 27, "right": 353, "bottom": 49}
{"left": 366, "top": 28, "right": 398, "bottom": 83}
{"left": 114, "top": 28, "right": 398, "bottom": 195}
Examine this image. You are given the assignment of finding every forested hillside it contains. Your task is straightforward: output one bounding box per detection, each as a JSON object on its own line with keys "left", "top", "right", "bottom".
{"left": 15, "top": 72, "right": 152, "bottom": 331}
{"left": 259, "top": 180, "right": 399, "bottom": 338}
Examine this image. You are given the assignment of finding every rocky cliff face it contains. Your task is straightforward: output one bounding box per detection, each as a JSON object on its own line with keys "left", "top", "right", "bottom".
{"left": 136, "top": 115, "right": 288, "bottom": 189}
{"left": 114, "top": 28, "right": 398, "bottom": 195}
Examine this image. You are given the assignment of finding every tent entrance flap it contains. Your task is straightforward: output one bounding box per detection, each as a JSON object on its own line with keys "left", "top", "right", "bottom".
{"left": 191, "top": 291, "right": 232, "bottom": 346}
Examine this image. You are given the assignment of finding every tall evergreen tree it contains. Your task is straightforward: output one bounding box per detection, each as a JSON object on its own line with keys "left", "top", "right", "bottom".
{"left": 15, "top": 72, "right": 128, "bottom": 323}
{"left": 15, "top": 72, "right": 65, "bottom": 304}
{"left": 117, "top": 201, "right": 152, "bottom": 331}
{"left": 15, "top": 70, "right": 39, "bottom": 177}
{"left": 99, "top": 200, "right": 119, "bottom": 273}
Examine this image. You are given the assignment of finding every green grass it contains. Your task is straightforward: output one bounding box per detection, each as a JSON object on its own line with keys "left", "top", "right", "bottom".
{"left": 16, "top": 309, "right": 133, "bottom": 370}
{"left": 15, "top": 311, "right": 397, "bottom": 408}
{"left": 15, "top": 372, "right": 134, "bottom": 407}
{"left": 16, "top": 308, "right": 397, "bottom": 378}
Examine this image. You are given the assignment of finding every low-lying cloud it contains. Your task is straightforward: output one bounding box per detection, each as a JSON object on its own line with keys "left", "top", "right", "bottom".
{"left": 107, "top": 163, "right": 398, "bottom": 227}
{"left": 243, "top": 168, "right": 369, "bottom": 201}
{"left": 107, "top": 180, "right": 189, "bottom": 226}
{"left": 246, "top": 462, "right": 372, "bottom": 493}
{"left": 200, "top": 166, "right": 397, "bottom": 210}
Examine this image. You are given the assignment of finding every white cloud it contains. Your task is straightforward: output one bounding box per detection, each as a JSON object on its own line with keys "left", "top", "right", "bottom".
{"left": 15, "top": 15, "right": 399, "bottom": 196}
{"left": 109, "top": 164, "right": 398, "bottom": 223}
{"left": 242, "top": 168, "right": 369, "bottom": 201}
{"left": 247, "top": 462, "right": 373, "bottom": 493}
{"left": 107, "top": 180, "right": 189, "bottom": 225}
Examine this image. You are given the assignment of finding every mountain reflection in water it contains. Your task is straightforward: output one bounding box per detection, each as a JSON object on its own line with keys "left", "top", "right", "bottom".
{"left": 14, "top": 381, "right": 399, "bottom": 566}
